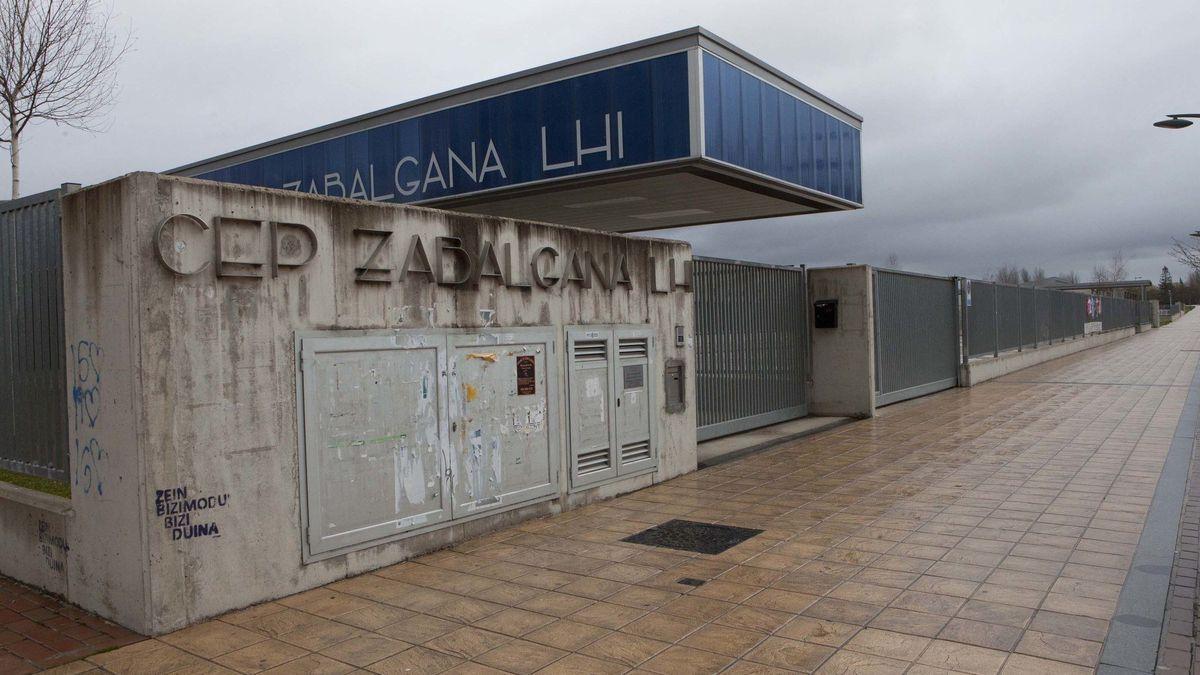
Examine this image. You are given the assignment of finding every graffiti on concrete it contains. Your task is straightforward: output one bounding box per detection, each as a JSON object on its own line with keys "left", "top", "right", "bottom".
{"left": 69, "top": 340, "right": 107, "bottom": 496}
{"left": 155, "top": 486, "right": 230, "bottom": 540}
{"left": 37, "top": 519, "right": 68, "bottom": 573}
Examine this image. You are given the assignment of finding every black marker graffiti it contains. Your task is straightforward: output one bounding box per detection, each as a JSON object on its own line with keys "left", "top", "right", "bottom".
{"left": 37, "top": 520, "right": 68, "bottom": 573}
{"left": 154, "top": 486, "right": 230, "bottom": 540}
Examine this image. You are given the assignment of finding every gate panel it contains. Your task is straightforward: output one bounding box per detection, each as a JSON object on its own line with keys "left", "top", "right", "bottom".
{"left": 694, "top": 258, "right": 807, "bottom": 441}
{"left": 874, "top": 270, "right": 958, "bottom": 406}
{"left": 0, "top": 189, "right": 67, "bottom": 482}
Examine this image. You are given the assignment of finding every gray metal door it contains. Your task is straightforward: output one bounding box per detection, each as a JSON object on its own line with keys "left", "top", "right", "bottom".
{"left": 874, "top": 269, "right": 958, "bottom": 406}
{"left": 694, "top": 257, "right": 807, "bottom": 441}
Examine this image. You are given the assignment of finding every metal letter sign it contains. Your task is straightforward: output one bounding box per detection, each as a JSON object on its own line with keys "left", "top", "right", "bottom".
{"left": 196, "top": 54, "right": 690, "bottom": 205}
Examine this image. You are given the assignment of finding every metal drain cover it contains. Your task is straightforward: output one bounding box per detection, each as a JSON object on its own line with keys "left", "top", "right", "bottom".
{"left": 622, "top": 519, "right": 764, "bottom": 555}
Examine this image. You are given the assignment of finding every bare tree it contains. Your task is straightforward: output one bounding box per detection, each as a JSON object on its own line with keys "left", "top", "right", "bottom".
{"left": 884, "top": 253, "right": 899, "bottom": 269}
{"left": 993, "top": 264, "right": 1021, "bottom": 285}
{"left": 1092, "top": 249, "right": 1129, "bottom": 282}
{"left": 1171, "top": 237, "right": 1200, "bottom": 274}
{"left": 0, "top": 0, "right": 130, "bottom": 198}
{"left": 1059, "top": 270, "right": 1080, "bottom": 284}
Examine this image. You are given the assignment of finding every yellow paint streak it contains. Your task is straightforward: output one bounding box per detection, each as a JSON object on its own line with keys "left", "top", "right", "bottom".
{"left": 466, "top": 352, "right": 498, "bottom": 363}
{"left": 465, "top": 384, "right": 478, "bottom": 402}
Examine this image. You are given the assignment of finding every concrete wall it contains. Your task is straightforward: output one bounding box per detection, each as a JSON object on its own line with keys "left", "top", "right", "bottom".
{"left": 49, "top": 173, "right": 696, "bottom": 634}
{"left": 807, "top": 265, "right": 875, "bottom": 417}
{"left": 0, "top": 484, "right": 71, "bottom": 595}
{"left": 960, "top": 327, "right": 1136, "bottom": 386}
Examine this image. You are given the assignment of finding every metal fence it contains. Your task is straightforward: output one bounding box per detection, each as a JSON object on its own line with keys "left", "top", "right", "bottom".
{"left": 874, "top": 270, "right": 959, "bottom": 406}
{"left": 0, "top": 188, "right": 68, "bottom": 481}
{"left": 694, "top": 257, "right": 808, "bottom": 441}
{"left": 1161, "top": 302, "right": 1183, "bottom": 317}
{"left": 964, "top": 279, "right": 1145, "bottom": 360}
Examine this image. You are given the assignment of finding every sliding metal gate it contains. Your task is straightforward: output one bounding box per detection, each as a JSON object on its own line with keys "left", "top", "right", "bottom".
{"left": 0, "top": 188, "right": 68, "bottom": 480}
{"left": 694, "top": 257, "right": 807, "bottom": 441}
{"left": 874, "top": 269, "right": 959, "bottom": 406}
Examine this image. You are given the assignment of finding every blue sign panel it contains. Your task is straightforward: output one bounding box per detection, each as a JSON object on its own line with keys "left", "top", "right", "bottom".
{"left": 198, "top": 53, "right": 691, "bottom": 203}
{"left": 702, "top": 51, "right": 861, "bottom": 204}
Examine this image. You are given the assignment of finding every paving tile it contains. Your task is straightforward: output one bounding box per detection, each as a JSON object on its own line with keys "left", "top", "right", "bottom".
{"left": 160, "top": 621, "right": 266, "bottom": 659}
{"left": 999, "top": 653, "right": 1093, "bottom": 674}
{"left": 275, "top": 617, "right": 363, "bottom": 651}
{"left": 916, "top": 639, "right": 1008, "bottom": 675}
{"left": 424, "top": 627, "right": 511, "bottom": 659}
{"left": 525, "top": 619, "right": 611, "bottom": 651}
{"left": 640, "top": 644, "right": 735, "bottom": 674}
{"left": 333, "top": 604, "right": 415, "bottom": 631}
{"left": 621, "top": 611, "right": 706, "bottom": 642}
{"left": 212, "top": 638, "right": 310, "bottom": 673}
{"left": 814, "top": 649, "right": 909, "bottom": 674}
{"left": 579, "top": 632, "right": 669, "bottom": 667}
{"left": 1014, "top": 629, "right": 1101, "bottom": 668}
{"left": 87, "top": 641, "right": 208, "bottom": 674}
{"left": 776, "top": 617, "right": 860, "bottom": 647}
{"left": 472, "top": 608, "right": 556, "bottom": 637}
{"left": 867, "top": 607, "right": 950, "bottom": 637}
{"left": 566, "top": 600, "right": 646, "bottom": 629}
{"left": 889, "top": 590, "right": 965, "bottom": 616}
{"left": 938, "top": 617, "right": 1022, "bottom": 651}
{"left": 743, "top": 636, "right": 836, "bottom": 672}
{"left": 801, "top": 598, "right": 883, "bottom": 625}
{"left": 366, "top": 645, "right": 462, "bottom": 674}
{"left": 678, "top": 623, "right": 766, "bottom": 657}
{"left": 534, "top": 652, "right": 626, "bottom": 674}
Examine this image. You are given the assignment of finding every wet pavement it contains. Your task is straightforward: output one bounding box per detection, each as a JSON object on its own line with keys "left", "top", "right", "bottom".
{"left": 47, "top": 312, "right": 1200, "bottom": 674}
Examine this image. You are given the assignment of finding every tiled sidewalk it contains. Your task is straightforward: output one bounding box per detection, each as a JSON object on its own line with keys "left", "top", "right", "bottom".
{"left": 0, "top": 576, "right": 142, "bottom": 673}
{"left": 54, "top": 314, "right": 1200, "bottom": 674}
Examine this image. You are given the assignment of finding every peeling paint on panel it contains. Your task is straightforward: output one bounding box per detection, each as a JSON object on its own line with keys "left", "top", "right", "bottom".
{"left": 394, "top": 445, "right": 427, "bottom": 508}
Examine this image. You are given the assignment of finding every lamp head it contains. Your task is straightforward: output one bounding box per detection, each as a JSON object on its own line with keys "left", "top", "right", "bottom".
{"left": 1155, "top": 117, "right": 1193, "bottom": 129}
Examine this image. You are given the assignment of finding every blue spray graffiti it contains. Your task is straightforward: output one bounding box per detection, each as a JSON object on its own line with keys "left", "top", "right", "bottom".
{"left": 69, "top": 340, "right": 106, "bottom": 496}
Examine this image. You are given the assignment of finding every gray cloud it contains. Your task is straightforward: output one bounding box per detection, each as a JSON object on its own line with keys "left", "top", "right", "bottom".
{"left": 10, "top": 0, "right": 1199, "bottom": 283}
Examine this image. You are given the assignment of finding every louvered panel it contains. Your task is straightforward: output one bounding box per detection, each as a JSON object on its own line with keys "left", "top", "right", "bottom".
{"left": 574, "top": 340, "right": 608, "bottom": 362}
{"left": 620, "top": 440, "right": 651, "bottom": 465}
{"left": 577, "top": 449, "right": 612, "bottom": 474}
{"left": 618, "top": 338, "right": 648, "bottom": 358}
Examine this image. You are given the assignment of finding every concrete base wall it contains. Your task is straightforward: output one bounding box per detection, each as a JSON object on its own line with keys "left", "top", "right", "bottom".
{"left": 961, "top": 328, "right": 1136, "bottom": 386}
{"left": 0, "top": 485, "right": 71, "bottom": 596}
{"left": 807, "top": 265, "right": 875, "bottom": 417}
{"left": 11, "top": 172, "right": 699, "bottom": 635}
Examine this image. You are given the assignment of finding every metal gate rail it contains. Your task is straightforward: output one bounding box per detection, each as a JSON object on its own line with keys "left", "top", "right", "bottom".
{"left": 694, "top": 257, "right": 807, "bottom": 441}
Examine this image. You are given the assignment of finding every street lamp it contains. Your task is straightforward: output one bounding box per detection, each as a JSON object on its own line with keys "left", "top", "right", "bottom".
{"left": 1154, "top": 114, "right": 1200, "bottom": 129}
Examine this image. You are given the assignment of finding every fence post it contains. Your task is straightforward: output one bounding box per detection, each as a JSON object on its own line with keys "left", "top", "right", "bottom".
{"left": 1032, "top": 289, "right": 1038, "bottom": 348}
{"left": 1017, "top": 286, "right": 1023, "bottom": 353}
{"left": 992, "top": 284, "right": 999, "bottom": 358}
{"left": 957, "top": 278, "right": 969, "bottom": 378}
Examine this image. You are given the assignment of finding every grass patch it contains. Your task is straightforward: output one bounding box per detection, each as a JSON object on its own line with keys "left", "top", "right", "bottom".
{"left": 0, "top": 468, "right": 70, "bottom": 498}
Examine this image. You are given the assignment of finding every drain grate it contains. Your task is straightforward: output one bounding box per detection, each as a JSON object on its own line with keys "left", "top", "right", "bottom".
{"left": 677, "top": 577, "right": 707, "bottom": 587}
{"left": 622, "top": 519, "right": 764, "bottom": 555}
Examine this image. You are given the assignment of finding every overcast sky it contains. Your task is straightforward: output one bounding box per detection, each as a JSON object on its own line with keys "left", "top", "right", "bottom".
{"left": 10, "top": 0, "right": 1199, "bottom": 282}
